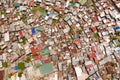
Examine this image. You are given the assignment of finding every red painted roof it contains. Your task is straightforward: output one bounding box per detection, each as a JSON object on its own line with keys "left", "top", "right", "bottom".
{"left": 92, "top": 17, "right": 98, "bottom": 22}
{"left": 34, "top": 55, "right": 42, "bottom": 60}
{"left": 91, "top": 27, "right": 97, "bottom": 32}
{"left": 71, "top": 48, "right": 77, "bottom": 53}
{"left": 73, "top": 38, "right": 80, "bottom": 44}
{"left": 30, "top": 44, "right": 41, "bottom": 54}
{"left": 19, "top": 30, "right": 24, "bottom": 37}
{"left": 36, "top": 44, "right": 41, "bottom": 51}
{"left": 91, "top": 46, "right": 96, "bottom": 51}
{"left": 88, "top": 53, "right": 95, "bottom": 58}
{"left": 94, "top": 57, "right": 98, "bottom": 63}
{"left": 44, "top": 59, "right": 50, "bottom": 64}
{"left": 30, "top": 47, "right": 37, "bottom": 54}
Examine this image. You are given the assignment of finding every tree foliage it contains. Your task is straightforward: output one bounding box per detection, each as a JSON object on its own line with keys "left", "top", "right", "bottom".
{"left": 18, "top": 72, "right": 23, "bottom": 77}
{"left": 18, "top": 62, "right": 25, "bottom": 70}
{"left": 2, "top": 62, "right": 8, "bottom": 68}
{"left": 25, "top": 57, "right": 31, "bottom": 63}
{"left": 115, "top": 31, "right": 120, "bottom": 36}
{"left": 85, "top": 77, "right": 90, "bottom": 80}
{"left": 94, "top": 32, "right": 99, "bottom": 39}
{"left": 111, "top": 62, "right": 116, "bottom": 67}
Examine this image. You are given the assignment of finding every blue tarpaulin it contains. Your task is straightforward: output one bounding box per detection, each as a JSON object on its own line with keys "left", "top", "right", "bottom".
{"left": 14, "top": 66, "right": 19, "bottom": 70}
{"left": 31, "top": 28, "right": 36, "bottom": 35}
{"left": 114, "top": 26, "right": 120, "bottom": 30}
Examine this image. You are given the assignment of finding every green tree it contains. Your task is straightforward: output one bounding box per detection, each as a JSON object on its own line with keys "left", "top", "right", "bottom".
{"left": 25, "top": 57, "right": 31, "bottom": 63}
{"left": 39, "top": 77, "right": 44, "bottom": 80}
{"left": 8, "top": 73, "right": 12, "bottom": 78}
{"left": 1, "top": 10, "right": 6, "bottom": 14}
{"left": 22, "top": 15, "right": 27, "bottom": 25}
{"left": 2, "top": 62, "right": 8, "bottom": 68}
{"left": 69, "top": 28, "right": 74, "bottom": 35}
{"left": 85, "top": 77, "right": 90, "bottom": 80}
{"left": 18, "top": 62, "right": 25, "bottom": 70}
{"left": 78, "top": 29, "right": 82, "bottom": 34}
{"left": 112, "top": 36, "right": 117, "bottom": 40}
{"left": 32, "top": 6, "right": 40, "bottom": 14}
{"left": 22, "top": 37, "right": 27, "bottom": 44}
{"left": 40, "top": 9, "right": 46, "bottom": 14}
{"left": 92, "top": 3, "right": 96, "bottom": 8}
{"left": 51, "top": 19, "right": 59, "bottom": 26}
{"left": 16, "top": 12, "right": 20, "bottom": 16}
{"left": 94, "top": 32, "right": 99, "bottom": 39}
{"left": 115, "top": 31, "right": 120, "bottom": 36}
{"left": 111, "top": 62, "right": 116, "bottom": 67}
{"left": 18, "top": 72, "right": 23, "bottom": 77}
{"left": 117, "top": 44, "right": 120, "bottom": 47}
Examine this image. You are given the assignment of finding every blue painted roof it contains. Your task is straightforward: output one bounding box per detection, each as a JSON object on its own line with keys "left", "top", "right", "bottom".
{"left": 114, "top": 26, "right": 120, "bottom": 30}
{"left": 14, "top": 66, "right": 19, "bottom": 70}
{"left": 31, "top": 28, "right": 36, "bottom": 35}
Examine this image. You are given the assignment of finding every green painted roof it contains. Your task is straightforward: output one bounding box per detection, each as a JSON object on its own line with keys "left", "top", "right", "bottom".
{"left": 36, "top": 27, "right": 43, "bottom": 32}
{"left": 13, "top": 2, "right": 20, "bottom": 7}
{"left": 40, "top": 63, "right": 53, "bottom": 75}
{"left": 72, "top": 34, "right": 78, "bottom": 39}
{"left": 70, "top": 2, "right": 76, "bottom": 7}
{"left": 41, "top": 13, "right": 47, "bottom": 18}
{"left": 42, "top": 47, "right": 50, "bottom": 55}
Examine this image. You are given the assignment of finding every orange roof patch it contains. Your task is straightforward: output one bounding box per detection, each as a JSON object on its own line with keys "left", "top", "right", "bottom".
{"left": 73, "top": 38, "right": 80, "bottom": 44}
